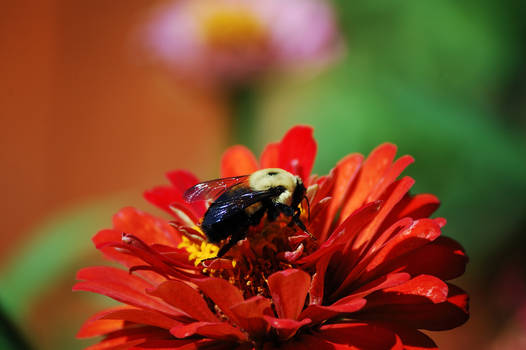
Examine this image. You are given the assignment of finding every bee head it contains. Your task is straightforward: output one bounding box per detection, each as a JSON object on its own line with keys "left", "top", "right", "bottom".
{"left": 250, "top": 168, "right": 301, "bottom": 206}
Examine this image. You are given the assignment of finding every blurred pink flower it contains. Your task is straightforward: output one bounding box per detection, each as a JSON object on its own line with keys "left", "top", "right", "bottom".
{"left": 145, "top": 0, "right": 341, "bottom": 83}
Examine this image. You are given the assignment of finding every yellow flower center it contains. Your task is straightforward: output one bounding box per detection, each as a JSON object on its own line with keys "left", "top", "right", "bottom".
{"left": 178, "top": 234, "right": 219, "bottom": 266}
{"left": 197, "top": 6, "right": 268, "bottom": 51}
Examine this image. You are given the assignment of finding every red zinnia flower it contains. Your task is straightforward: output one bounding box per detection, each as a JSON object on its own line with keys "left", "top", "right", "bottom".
{"left": 74, "top": 126, "right": 469, "bottom": 349}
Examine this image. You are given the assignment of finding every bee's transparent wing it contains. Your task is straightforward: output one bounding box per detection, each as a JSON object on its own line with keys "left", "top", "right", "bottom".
{"left": 183, "top": 175, "right": 250, "bottom": 203}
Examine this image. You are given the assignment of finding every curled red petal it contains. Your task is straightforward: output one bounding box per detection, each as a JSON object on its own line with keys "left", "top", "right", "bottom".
{"left": 229, "top": 296, "right": 273, "bottom": 338}
{"left": 298, "top": 298, "right": 366, "bottom": 324}
{"left": 112, "top": 207, "right": 181, "bottom": 247}
{"left": 93, "top": 229, "right": 150, "bottom": 275}
{"left": 221, "top": 145, "right": 259, "bottom": 177}
{"left": 170, "top": 322, "right": 247, "bottom": 342}
{"left": 278, "top": 125, "right": 317, "bottom": 183}
{"left": 73, "top": 267, "right": 182, "bottom": 318}
{"left": 148, "top": 280, "right": 218, "bottom": 322}
{"left": 267, "top": 269, "right": 310, "bottom": 320}
{"left": 193, "top": 277, "right": 244, "bottom": 323}
{"left": 263, "top": 316, "right": 311, "bottom": 341}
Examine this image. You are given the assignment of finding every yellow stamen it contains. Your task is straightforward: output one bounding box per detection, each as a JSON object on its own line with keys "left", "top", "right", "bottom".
{"left": 178, "top": 236, "right": 219, "bottom": 266}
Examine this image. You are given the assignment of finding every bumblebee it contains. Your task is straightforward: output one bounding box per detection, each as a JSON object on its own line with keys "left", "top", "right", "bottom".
{"left": 184, "top": 168, "right": 310, "bottom": 257}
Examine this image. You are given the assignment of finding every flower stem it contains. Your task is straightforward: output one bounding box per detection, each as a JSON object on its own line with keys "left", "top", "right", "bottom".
{"left": 229, "top": 84, "right": 259, "bottom": 150}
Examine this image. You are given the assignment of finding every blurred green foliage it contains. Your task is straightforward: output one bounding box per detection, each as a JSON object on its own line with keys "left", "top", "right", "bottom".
{"left": 262, "top": 0, "right": 526, "bottom": 265}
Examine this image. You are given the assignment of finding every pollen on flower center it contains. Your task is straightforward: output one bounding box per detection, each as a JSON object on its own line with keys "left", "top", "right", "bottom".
{"left": 198, "top": 7, "right": 268, "bottom": 51}
{"left": 178, "top": 235, "right": 219, "bottom": 266}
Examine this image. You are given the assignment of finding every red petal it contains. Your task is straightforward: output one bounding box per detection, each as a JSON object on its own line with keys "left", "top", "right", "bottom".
{"left": 276, "top": 334, "right": 342, "bottom": 350}
{"left": 278, "top": 126, "right": 317, "bottom": 182}
{"left": 77, "top": 307, "right": 129, "bottom": 338}
{"left": 336, "top": 272, "right": 411, "bottom": 302}
{"left": 128, "top": 339, "right": 209, "bottom": 350}
{"left": 305, "top": 197, "right": 332, "bottom": 241}
{"left": 319, "top": 154, "right": 363, "bottom": 242}
{"left": 144, "top": 186, "right": 185, "bottom": 216}
{"left": 297, "top": 201, "right": 381, "bottom": 267}
{"left": 112, "top": 207, "right": 181, "bottom": 247}
{"left": 317, "top": 323, "right": 404, "bottom": 350}
{"left": 351, "top": 177, "right": 415, "bottom": 251}
{"left": 367, "top": 155, "right": 414, "bottom": 202}
{"left": 263, "top": 316, "right": 311, "bottom": 340}
{"left": 148, "top": 280, "right": 218, "bottom": 322}
{"left": 392, "top": 328, "right": 438, "bottom": 350}
{"left": 309, "top": 253, "right": 332, "bottom": 305}
{"left": 221, "top": 145, "right": 259, "bottom": 177}
{"left": 339, "top": 143, "right": 398, "bottom": 222}
{"left": 170, "top": 322, "right": 247, "bottom": 341}
{"left": 86, "top": 326, "right": 172, "bottom": 350}
{"left": 298, "top": 298, "right": 366, "bottom": 324}
{"left": 369, "top": 236, "right": 468, "bottom": 281}
{"left": 165, "top": 170, "right": 206, "bottom": 217}
{"left": 229, "top": 296, "right": 273, "bottom": 338}
{"left": 357, "top": 218, "right": 444, "bottom": 284}
{"left": 381, "top": 193, "right": 440, "bottom": 232}
{"left": 93, "top": 229, "right": 142, "bottom": 270}
{"left": 166, "top": 170, "right": 200, "bottom": 193}
{"left": 359, "top": 284, "right": 469, "bottom": 331}
{"left": 86, "top": 336, "right": 145, "bottom": 350}
{"left": 73, "top": 267, "right": 182, "bottom": 317}
{"left": 101, "top": 308, "right": 182, "bottom": 330}
{"left": 267, "top": 269, "right": 310, "bottom": 320}
{"left": 259, "top": 142, "right": 280, "bottom": 168}
{"left": 365, "top": 275, "right": 449, "bottom": 307}
{"left": 167, "top": 201, "right": 200, "bottom": 227}
{"left": 193, "top": 278, "right": 244, "bottom": 323}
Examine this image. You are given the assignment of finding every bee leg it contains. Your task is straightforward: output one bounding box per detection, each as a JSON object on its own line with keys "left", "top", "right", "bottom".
{"left": 291, "top": 210, "right": 316, "bottom": 241}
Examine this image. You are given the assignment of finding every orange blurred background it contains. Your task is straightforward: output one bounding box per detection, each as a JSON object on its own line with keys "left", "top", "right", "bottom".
{"left": 1, "top": 0, "right": 230, "bottom": 261}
